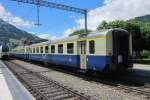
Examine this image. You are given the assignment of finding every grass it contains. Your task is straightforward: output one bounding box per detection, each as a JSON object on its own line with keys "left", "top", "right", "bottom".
{"left": 143, "top": 55, "right": 150, "bottom": 60}
{"left": 133, "top": 55, "right": 150, "bottom": 60}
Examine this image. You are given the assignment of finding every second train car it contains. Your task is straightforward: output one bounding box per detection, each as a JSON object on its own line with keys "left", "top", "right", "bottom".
{"left": 0, "top": 44, "right": 9, "bottom": 60}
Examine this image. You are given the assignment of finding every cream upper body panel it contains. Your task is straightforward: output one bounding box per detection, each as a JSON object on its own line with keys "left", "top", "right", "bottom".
{"left": 12, "top": 29, "right": 111, "bottom": 55}
{"left": 12, "top": 29, "right": 128, "bottom": 56}
{"left": 0, "top": 46, "right": 2, "bottom": 58}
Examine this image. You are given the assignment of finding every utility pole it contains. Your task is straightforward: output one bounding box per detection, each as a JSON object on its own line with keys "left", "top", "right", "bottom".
{"left": 11, "top": 0, "right": 88, "bottom": 33}
{"left": 84, "top": 10, "right": 87, "bottom": 33}
{"left": 35, "top": 0, "right": 41, "bottom": 26}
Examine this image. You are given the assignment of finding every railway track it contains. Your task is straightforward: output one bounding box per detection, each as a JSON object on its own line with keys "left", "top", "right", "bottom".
{"left": 4, "top": 59, "right": 150, "bottom": 99}
{"left": 39, "top": 62, "right": 150, "bottom": 99}
{"left": 4, "top": 61, "right": 91, "bottom": 100}
{"left": 30, "top": 61, "right": 150, "bottom": 99}
{"left": 104, "top": 76, "right": 150, "bottom": 99}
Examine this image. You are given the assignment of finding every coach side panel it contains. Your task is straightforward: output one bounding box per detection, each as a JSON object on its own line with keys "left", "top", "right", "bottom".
{"left": 0, "top": 47, "right": 2, "bottom": 59}
{"left": 86, "top": 36, "right": 111, "bottom": 71}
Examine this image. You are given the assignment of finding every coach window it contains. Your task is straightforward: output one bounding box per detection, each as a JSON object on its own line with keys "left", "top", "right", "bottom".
{"left": 37, "top": 47, "right": 39, "bottom": 53}
{"left": 45, "top": 46, "right": 49, "bottom": 53}
{"left": 33, "top": 48, "right": 35, "bottom": 53}
{"left": 32, "top": 48, "right": 34, "bottom": 53}
{"left": 40, "top": 47, "right": 43, "bottom": 53}
{"left": 67, "top": 43, "right": 74, "bottom": 54}
{"left": 58, "top": 44, "right": 63, "bottom": 54}
{"left": 51, "top": 45, "right": 55, "bottom": 53}
{"left": 89, "top": 40, "right": 95, "bottom": 54}
{"left": 30, "top": 48, "right": 33, "bottom": 53}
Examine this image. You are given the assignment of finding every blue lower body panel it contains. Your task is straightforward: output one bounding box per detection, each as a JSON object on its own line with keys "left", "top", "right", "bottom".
{"left": 29, "top": 54, "right": 45, "bottom": 62}
{"left": 12, "top": 54, "right": 27, "bottom": 60}
{"left": 86, "top": 55, "right": 112, "bottom": 71}
{"left": 48, "top": 55, "right": 80, "bottom": 68}
{"left": 29, "top": 54, "right": 80, "bottom": 69}
{"left": 13, "top": 54, "right": 112, "bottom": 71}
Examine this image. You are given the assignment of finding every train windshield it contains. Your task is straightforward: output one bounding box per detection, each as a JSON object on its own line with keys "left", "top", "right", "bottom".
{"left": 2, "top": 45, "right": 9, "bottom": 52}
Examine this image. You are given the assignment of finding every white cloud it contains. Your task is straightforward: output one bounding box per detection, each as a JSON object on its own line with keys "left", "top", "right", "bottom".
{"left": 38, "top": 30, "right": 76, "bottom": 40}
{"left": 63, "top": 28, "right": 77, "bottom": 37}
{"left": 69, "top": 15, "right": 76, "bottom": 19}
{"left": 38, "top": 0, "right": 150, "bottom": 39}
{"left": 29, "top": 32, "right": 36, "bottom": 35}
{"left": 76, "top": 0, "right": 150, "bottom": 30}
{"left": 103, "top": 0, "right": 113, "bottom": 5}
{"left": 39, "top": 27, "right": 77, "bottom": 40}
{"left": 38, "top": 34, "right": 57, "bottom": 40}
{"left": 0, "top": 3, "right": 34, "bottom": 28}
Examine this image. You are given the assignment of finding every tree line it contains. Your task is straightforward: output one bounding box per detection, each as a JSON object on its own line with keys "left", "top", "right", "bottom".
{"left": 69, "top": 20, "right": 150, "bottom": 55}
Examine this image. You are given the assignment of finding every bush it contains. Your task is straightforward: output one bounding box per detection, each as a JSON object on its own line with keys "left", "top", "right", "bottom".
{"left": 149, "top": 55, "right": 150, "bottom": 59}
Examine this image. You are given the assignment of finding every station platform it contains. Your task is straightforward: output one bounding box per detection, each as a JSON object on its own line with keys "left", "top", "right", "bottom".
{"left": 134, "top": 64, "right": 150, "bottom": 71}
{"left": 131, "top": 64, "right": 150, "bottom": 78}
{"left": 0, "top": 60, "right": 36, "bottom": 100}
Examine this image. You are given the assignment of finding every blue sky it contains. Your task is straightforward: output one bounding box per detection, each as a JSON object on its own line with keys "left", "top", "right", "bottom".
{"left": 0, "top": 0, "right": 103, "bottom": 37}
{"left": 0, "top": 0, "right": 150, "bottom": 39}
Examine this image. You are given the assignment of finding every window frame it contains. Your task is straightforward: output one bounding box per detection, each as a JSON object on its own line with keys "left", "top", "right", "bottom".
{"left": 36, "top": 47, "right": 39, "bottom": 53}
{"left": 40, "top": 46, "right": 43, "bottom": 53}
{"left": 33, "top": 47, "right": 36, "bottom": 53}
{"left": 58, "top": 44, "right": 63, "bottom": 54}
{"left": 51, "top": 45, "right": 55, "bottom": 53}
{"left": 67, "top": 43, "right": 74, "bottom": 54}
{"left": 89, "top": 40, "right": 95, "bottom": 54}
{"left": 45, "top": 46, "right": 49, "bottom": 53}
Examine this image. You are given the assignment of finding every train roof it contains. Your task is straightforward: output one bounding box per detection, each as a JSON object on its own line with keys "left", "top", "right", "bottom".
{"left": 13, "top": 28, "right": 127, "bottom": 48}
{"left": 30, "top": 29, "right": 110, "bottom": 46}
{"left": 30, "top": 41, "right": 50, "bottom": 46}
{"left": 0, "top": 45, "right": 2, "bottom": 51}
{"left": 50, "top": 28, "right": 127, "bottom": 44}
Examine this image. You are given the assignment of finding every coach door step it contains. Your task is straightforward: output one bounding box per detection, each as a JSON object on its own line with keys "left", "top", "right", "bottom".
{"left": 78, "top": 41, "right": 87, "bottom": 70}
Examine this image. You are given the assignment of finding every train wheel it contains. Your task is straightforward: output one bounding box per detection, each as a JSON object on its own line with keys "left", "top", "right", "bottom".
{"left": 103, "top": 64, "right": 114, "bottom": 74}
{"left": 86, "top": 70, "right": 94, "bottom": 76}
{"left": 116, "top": 64, "right": 126, "bottom": 74}
{"left": 44, "top": 61, "right": 49, "bottom": 67}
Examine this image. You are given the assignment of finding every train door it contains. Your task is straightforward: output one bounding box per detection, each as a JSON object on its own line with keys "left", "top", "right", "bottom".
{"left": 78, "top": 41, "right": 87, "bottom": 70}
{"left": 0, "top": 46, "right": 2, "bottom": 59}
{"left": 26, "top": 47, "right": 30, "bottom": 60}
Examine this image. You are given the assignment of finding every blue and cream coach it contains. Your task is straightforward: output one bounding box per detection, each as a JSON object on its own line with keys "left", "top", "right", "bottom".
{"left": 11, "top": 28, "right": 133, "bottom": 72}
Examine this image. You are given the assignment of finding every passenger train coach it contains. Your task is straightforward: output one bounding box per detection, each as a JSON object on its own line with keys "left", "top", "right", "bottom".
{"left": 0, "top": 44, "right": 9, "bottom": 60}
{"left": 11, "top": 29, "right": 133, "bottom": 73}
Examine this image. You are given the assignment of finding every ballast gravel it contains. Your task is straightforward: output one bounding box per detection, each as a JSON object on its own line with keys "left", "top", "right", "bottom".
{"left": 12, "top": 60, "right": 148, "bottom": 100}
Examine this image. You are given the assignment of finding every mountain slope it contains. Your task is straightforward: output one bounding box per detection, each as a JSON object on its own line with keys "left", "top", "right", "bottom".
{"left": 135, "top": 14, "right": 150, "bottom": 22}
{"left": 0, "top": 19, "right": 45, "bottom": 45}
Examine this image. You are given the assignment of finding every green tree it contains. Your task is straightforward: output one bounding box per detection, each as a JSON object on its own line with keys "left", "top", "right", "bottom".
{"left": 69, "top": 29, "right": 92, "bottom": 37}
{"left": 108, "top": 20, "right": 125, "bottom": 29}
{"left": 140, "top": 23, "right": 150, "bottom": 50}
{"left": 97, "top": 20, "right": 125, "bottom": 30}
{"left": 125, "top": 20, "right": 143, "bottom": 52}
{"left": 97, "top": 20, "right": 150, "bottom": 54}
{"left": 97, "top": 20, "right": 109, "bottom": 30}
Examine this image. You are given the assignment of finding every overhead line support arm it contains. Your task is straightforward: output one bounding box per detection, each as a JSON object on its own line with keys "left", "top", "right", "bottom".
{"left": 11, "top": 0, "right": 88, "bottom": 33}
